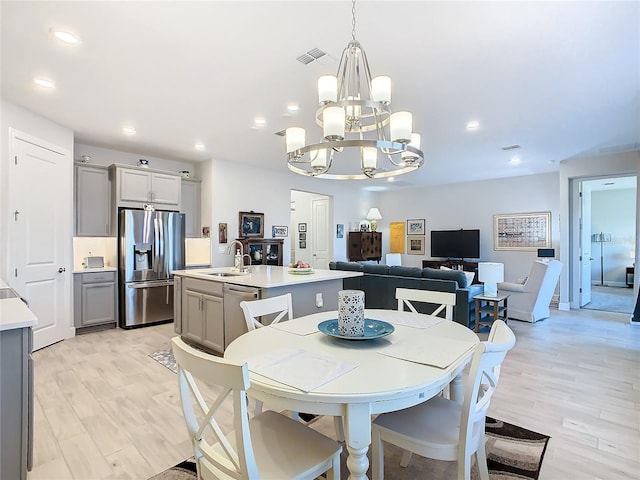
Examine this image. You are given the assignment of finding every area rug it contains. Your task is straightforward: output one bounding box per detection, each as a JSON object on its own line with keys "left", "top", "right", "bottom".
{"left": 149, "top": 348, "right": 177, "bottom": 373}
{"left": 148, "top": 417, "right": 550, "bottom": 480}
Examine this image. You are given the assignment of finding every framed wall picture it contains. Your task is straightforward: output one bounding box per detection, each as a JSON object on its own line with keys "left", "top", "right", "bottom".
{"left": 407, "top": 219, "right": 425, "bottom": 235}
{"left": 390, "top": 221, "right": 405, "bottom": 253}
{"left": 298, "top": 222, "right": 307, "bottom": 233}
{"left": 299, "top": 240, "right": 307, "bottom": 249}
{"left": 272, "top": 225, "right": 288, "bottom": 238}
{"left": 336, "top": 224, "right": 344, "bottom": 238}
{"left": 407, "top": 236, "right": 425, "bottom": 255}
{"left": 299, "top": 232, "right": 307, "bottom": 241}
{"left": 239, "top": 211, "right": 264, "bottom": 238}
{"left": 217, "top": 223, "right": 226, "bottom": 243}
{"left": 494, "top": 211, "right": 551, "bottom": 251}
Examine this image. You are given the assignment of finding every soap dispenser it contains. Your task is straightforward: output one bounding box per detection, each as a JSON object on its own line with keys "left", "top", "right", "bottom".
{"left": 234, "top": 249, "right": 242, "bottom": 269}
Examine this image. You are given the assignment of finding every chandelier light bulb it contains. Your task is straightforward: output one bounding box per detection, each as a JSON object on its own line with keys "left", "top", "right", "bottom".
{"left": 371, "top": 76, "right": 391, "bottom": 104}
{"left": 285, "top": 127, "right": 306, "bottom": 153}
{"left": 318, "top": 75, "right": 338, "bottom": 104}
{"left": 310, "top": 149, "right": 328, "bottom": 170}
{"left": 323, "top": 106, "right": 345, "bottom": 140}
{"left": 390, "top": 111, "right": 413, "bottom": 143}
{"left": 362, "top": 147, "right": 377, "bottom": 171}
{"left": 401, "top": 133, "right": 422, "bottom": 161}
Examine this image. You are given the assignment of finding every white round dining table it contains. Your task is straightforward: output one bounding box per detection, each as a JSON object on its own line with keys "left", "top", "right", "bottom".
{"left": 224, "top": 309, "right": 479, "bottom": 480}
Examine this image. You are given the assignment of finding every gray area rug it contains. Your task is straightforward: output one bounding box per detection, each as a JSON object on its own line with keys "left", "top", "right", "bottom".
{"left": 149, "top": 417, "right": 549, "bottom": 479}
{"left": 583, "top": 285, "right": 634, "bottom": 314}
{"left": 149, "top": 348, "right": 177, "bottom": 373}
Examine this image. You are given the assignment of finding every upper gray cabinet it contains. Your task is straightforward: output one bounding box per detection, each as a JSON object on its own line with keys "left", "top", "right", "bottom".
{"left": 181, "top": 178, "right": 201, "bottom": 238}
{"left": 75, "top": 163, "right": 111, "bottom": 236}
{"left": 112, "top": 165, "right": 181, "bottom": 210}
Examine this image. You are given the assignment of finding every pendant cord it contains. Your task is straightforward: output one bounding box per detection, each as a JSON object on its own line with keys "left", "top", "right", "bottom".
{"left": 351, "top": 0, "right": 357, "bottom": 40}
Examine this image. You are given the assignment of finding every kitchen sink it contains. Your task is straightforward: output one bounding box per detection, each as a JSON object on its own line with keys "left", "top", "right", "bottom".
{"left": 206, "top": 272, "right": 248, "bottom": 277}
{"left": 0, "top": 288, "right": 20, "bottom": 300}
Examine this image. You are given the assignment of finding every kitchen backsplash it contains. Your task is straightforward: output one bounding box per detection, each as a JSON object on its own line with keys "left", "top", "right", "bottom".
{"left": 73, "top": 237, "right": 211, "bottom": 270}
{"left": 73, "top": 237, "right": 117, "bottom": 270}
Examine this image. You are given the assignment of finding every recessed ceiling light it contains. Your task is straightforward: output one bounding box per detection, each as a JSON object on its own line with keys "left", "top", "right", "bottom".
{"left": 122, "top": 127, "right": 136, "bottom": 135}
{"left": 34, "top": 78, "right": 55, "bottom": 89}
{"left": 387, "top": 177, "right": 395, "bottom": 182}
{"left": 50, "top": 28, "right": 80, "bottom": 44}
{"left": 287, "top": 104, "right": 299, "bottom": 112}
{"left": 509, "top": 156, "right": 521, "bottom": 165}
{"left": 254, "top": 117, "right": 266, "bottom": 127}
{"left": 466, "top": 120, "right": 480, "bottom": 130}
{"left": 194, "top": 143, "right": 205, "bottom": 151}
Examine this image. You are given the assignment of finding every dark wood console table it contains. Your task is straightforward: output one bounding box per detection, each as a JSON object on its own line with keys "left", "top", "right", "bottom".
{"left": 422, "top": 260, "right": 480, "bottom": 284}
{"left": 348, "top": 232, "right": 382, "bottom": 262}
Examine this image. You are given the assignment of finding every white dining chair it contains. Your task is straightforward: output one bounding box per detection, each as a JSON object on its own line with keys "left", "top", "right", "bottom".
{"left": 171, "top": 336, "right": 342, "bottom": 480}
{"left": 371, "top": 320, "right": 516, "bottom": 480}
{"left": 240, "top": 293, "right": 293, "bottom": 331}
{"left": 396, "top": 287, "right": 456, "bottom": 321}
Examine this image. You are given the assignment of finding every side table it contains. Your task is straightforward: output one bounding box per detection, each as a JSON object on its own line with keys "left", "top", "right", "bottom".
{"left": 474, "top": 293, "right": 510, "bottom": 333}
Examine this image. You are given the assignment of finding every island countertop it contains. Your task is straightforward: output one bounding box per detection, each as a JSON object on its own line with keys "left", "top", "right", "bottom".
{"left": 172, "top": 265, "right": 362, "bottom": 289}
{"left": 0, "top": 283, "right": 38, "bottom": 331}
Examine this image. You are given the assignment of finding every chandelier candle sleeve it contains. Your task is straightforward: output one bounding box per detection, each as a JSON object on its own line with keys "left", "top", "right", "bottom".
{"left": 390, "top": 112, "right": 413, "bottom": 143}
{"left": 323, "top": 106, "right": 346, "bottom": 140}
{"left": 402, "top": 133, "right": 421, "bottom": 161}
{"left": 318, "top": 75, "right": 338, "bottom": 104}
{"left": 286, "top": 127, "right": 305, "bottom": 154}
{"left": 371, "top": 76, "right": 391, "bottom": 103}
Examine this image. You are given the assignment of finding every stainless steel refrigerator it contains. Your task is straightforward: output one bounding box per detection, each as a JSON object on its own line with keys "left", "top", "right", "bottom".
{"left": 118, "top": 208, "right": 185, "bottom": 328}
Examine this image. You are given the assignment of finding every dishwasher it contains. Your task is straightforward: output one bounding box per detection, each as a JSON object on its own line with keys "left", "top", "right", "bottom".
{"left": 223, "top": 283, "right": 260, "bottom": 348}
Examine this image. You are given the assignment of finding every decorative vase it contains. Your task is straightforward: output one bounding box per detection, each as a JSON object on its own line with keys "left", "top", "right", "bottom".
{"left": 338, "top": 290, "right": 365, "bottom": 336}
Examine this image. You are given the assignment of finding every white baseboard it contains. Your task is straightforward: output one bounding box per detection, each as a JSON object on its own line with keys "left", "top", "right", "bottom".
{"left": 558, "top": 302, "right": 571, "bottom": 311}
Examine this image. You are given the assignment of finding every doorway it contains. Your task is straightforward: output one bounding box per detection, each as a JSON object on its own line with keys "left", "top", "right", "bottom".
{"left": 290, "top": 190, "right": 332, "bottom": 269}
{"left": 574, "top": 175, "right": 636, "bottom": 314}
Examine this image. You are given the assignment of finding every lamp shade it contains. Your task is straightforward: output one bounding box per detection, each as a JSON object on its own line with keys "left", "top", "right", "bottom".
{"left": 366, "top": 208, "right": 382, "bottom": 221}
{"left": 478, "top": 262, "right": 504, "bottom": 297}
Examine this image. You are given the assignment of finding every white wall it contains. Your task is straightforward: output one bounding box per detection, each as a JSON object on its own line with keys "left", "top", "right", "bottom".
{"left": 591, "top": 188, "right": 636, "bottom": 286}
{"left": 560, "top": 150, "right": 640, "bottom": 309}
{"left": 373, "top": 172, "right": 560, "bottom": 283}
{"left": 0, "top": 99, "right": 75, "bottom": 281}
{"left": 74, "top": 143, "right": 194, "bottom": 172}
{"left": 203, "top": 159, "right": 369, "bottom": 267}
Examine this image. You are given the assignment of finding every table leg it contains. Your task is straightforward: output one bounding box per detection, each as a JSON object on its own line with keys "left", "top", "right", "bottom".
{"left": 344, "top": 403, "right": 371, "bottom": 480}
{"left": 493, "top": 301, "right": 498, "bottom": 326}
{"left": 474, "top": 299, "right": 480, "bottom": 333}
{"left": 449, "top": 372, "right": 464, "bottom": 404}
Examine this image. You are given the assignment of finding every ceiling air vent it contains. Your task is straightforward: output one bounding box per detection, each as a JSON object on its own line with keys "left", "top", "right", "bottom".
{"left": 274, "top": 129, "right": 286, "bottom": 137}
{"left": 297, "top": 48, "right": 327, "bottom": 65}
{"left": 501, "top": 145, "right": 521, "bottom": 151}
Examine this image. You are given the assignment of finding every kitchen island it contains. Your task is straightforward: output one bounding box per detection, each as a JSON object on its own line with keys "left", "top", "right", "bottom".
{"left": 172, "top": 265, "right": 362, "bottom": 354}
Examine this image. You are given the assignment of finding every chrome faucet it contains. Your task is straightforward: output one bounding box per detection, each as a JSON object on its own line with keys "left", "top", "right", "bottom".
{"left": 226, "top": 240, "right": 244, "bottom": 257}
{"left": 242, "top": 253, "right": 252, "bottom": 273}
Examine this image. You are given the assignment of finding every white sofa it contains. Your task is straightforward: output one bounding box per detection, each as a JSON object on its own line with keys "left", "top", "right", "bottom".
{"left": 498, "top": 260, "right": 563, "bottom": 322}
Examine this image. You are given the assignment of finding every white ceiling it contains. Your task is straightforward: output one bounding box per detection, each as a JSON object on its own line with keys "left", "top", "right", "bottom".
{"left": 2, "top": 1, "right": 638, "bottom": 189}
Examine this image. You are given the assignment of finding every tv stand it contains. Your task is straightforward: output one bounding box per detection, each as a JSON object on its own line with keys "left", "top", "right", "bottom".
{"left": 422, "top": 259, "right": 480, "bottom": 284}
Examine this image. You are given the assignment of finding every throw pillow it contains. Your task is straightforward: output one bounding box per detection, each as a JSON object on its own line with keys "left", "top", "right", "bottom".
{"left": 439, "top": 265, "right": 452, "bottom": 271}
{"left": 464, "top": 271, "right": 475, "bottom": 285}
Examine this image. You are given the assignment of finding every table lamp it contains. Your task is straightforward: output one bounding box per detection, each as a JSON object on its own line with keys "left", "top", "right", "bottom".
{"left": 366, "top": 208, "right": 382, "bottom": 231}
{"left": 478, "top": 262, "right": 504, "bottom": 297}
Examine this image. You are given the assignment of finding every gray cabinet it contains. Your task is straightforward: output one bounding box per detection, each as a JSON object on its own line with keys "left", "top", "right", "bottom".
{"left": 0, "top": 326, "right": 32, "bottom": 480}
{"left": 75, "top": 163, "right": 111, "bottom": 236}
{"left": 181, "top": 178, "right": 201, "bottom": 238}
{"left": 112, "top": 165, "right": 181, "bottom": 209}
{"left": 73, "top": 271, "right": 117, "bottom": 333}
{"left": 181, "top": 277, "right": 224, "bottom": 353}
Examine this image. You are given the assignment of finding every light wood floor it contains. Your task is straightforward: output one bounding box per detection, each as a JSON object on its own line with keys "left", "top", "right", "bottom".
{"left": 28, "top": 308, "right": 639, "bottom": 480}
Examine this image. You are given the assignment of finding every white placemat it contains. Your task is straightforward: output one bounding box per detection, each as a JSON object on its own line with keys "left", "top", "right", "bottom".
{"left": 247, "top": 347, "right": 357, "bottom": 392}
{"left": 382, "top": 312, "right": 444, "bottom": 329}
{"left": 379, "top": 337, "right": 476, "bottom": 368}
{"left": 269, "top": 319, "right": 320, "bottom": 336}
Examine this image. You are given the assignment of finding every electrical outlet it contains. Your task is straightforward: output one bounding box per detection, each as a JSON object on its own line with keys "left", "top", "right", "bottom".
{"left": 315, "top": 293, "right": 323, "bottom": 308}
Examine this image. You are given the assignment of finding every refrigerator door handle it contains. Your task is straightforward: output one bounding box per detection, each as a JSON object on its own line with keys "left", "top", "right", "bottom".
{"left": 153, "top": 216, "right": 160, "bottom": 274}
{"left": 158, "top": 213, "right": 165, "bottom": 276}
{"left": 127, "top": 280, "right": 174, "bottom": 288}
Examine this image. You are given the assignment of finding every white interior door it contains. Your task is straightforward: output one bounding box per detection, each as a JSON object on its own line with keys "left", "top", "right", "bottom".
{"left": 311, "top": 197, "right": 330, "bottom": 269}
{"left": 10, "top": 130, "right": 72, "bottom": 350}
{"left": 580, "top": 182, "right": 593, "bottom": 307}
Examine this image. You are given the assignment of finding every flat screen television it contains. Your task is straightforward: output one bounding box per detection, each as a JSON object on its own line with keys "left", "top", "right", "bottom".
{"left": 430, "top": 229, "right": 480, "bottom": 259}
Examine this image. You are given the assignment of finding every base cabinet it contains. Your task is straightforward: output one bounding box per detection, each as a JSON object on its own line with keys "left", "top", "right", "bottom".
{"left": 422, "top": 260, "right": 480, "bottom": 284}
{"left": 181, "top": 278, "right": 224, "bottom": 353}
{"left": 73, "top": 271, "right": 117, "bottom": 333}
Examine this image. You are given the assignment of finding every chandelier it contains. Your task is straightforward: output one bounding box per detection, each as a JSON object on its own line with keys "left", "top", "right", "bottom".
{"left": 285, "top": 0, "right": 424, "bottom": 180}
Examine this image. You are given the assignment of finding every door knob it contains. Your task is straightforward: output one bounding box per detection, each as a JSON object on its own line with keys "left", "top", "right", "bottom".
{"left": 58, "top": 267, "right": 66, "bottom": 273}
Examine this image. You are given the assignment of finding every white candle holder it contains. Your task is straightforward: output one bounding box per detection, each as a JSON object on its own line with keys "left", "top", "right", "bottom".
{"left": 338, "top": 290, "right": 365, "bottom": 336}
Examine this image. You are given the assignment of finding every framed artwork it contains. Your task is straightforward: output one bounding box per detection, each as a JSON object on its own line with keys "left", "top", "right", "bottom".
{"left": 407, "top": 236, "right": 425, "bottom": 255}
{"left": 298, "top": 222, "right": 307, "bottom": 233}
{"left": 216, "top": 224, "right": 225, "bottom": 243}
{"left": 299, "top": 232, "right": 307, "bottom": 241}
{"left": 239, "top": 211, "right": 264, "bottom": 238}
{"left": 494, "top": 211, "right": 551, "bottom": 251}
{"left": 336, "top": 224, "right": 344, "bottom": 238}
{"left": 272, "top": 225, "right": 288, "bottom": 238}
{"left": 407, "top": 219, "right": 426, "bottom": 235}
{"left": 299, "top": 240, "right": 307, "bottom": 249}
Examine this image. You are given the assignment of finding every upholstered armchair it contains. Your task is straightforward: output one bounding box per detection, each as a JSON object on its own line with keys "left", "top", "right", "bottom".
{"left": 498, "top": 260, "right": 563, "bottom": 322}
